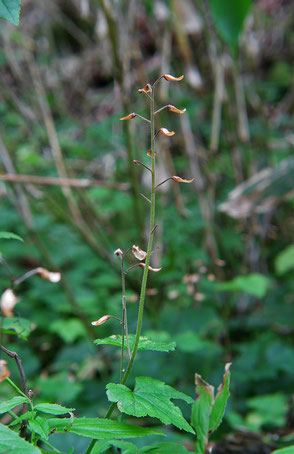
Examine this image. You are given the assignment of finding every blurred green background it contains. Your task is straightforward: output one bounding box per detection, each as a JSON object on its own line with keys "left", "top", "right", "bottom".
{"left": 1, "top": 0, "right": 294, "bottom": 452}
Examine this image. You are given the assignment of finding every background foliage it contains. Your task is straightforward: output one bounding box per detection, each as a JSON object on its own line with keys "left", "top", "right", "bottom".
{"left": 1, "top": 0, "right": 294, "bottom": 452}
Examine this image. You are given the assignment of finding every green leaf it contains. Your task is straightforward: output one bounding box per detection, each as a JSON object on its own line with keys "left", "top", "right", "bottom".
{"left": 246, "top": 393, "right": 288, "bottom": 431}
{"left": 91, "top": 440, "right": 139, "bottom": 454}
{"left": 50, "top": 319, "right": 87, "bottom": 343}
{"left": 35, "top": 403, "right": 75, "bottom": 415}
{"left": 47, "top": 417, "right": 163, "bottom": 439}
{"left": 272, "top": 448, "right": 294, "bottom": 454}
{"left": 94, "top": 334, "right": 176, "bottom": 352}
{"left": 2, "top": 317, "right": 32, "bottom": 339}
{"left": 0, "top": 422, "right": 41, "bottom": 453}
{"left": 106, "top": 376, "right": 194, "bottom": 434}
{"left": 9, "top": 411, "right": 35, "bottom": 427}
{"left": 275, "top": 245, "right": 294, "bottom": 275}
{"left": 0, "top": 231, "right": 23, "bottom": 241}
{"left": 0, "top": 396, "right": 29, "bottom": 414}
{"left": 142, "top": 442, "right": 191, "bottom": 453}
{"left": 209, "top": 363, "right": 231, "bottom": 431}
{"left": 208, "top": 0, "right": 251, "bottom": 51}
{"left": 192, "top": 375, "right": 214, "bottom": 454}
{"left": 29, "top": 417, "right": 49, "bottom": 440}
{"left": 219, "top": 273, "right": 269, "bottom": 298}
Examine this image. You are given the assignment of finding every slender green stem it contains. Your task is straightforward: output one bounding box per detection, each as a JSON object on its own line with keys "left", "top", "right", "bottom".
{"left": 86, "top": 89, "right": 157, "bottom": 454}
{"left": 6, "top": 377, "right": 29, "bottom": 401}
{"left": 121, "top": 88, "right": 156, "bottom": 386}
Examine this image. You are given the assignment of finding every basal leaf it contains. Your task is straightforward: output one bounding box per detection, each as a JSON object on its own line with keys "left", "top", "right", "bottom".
{"left": 47, "top": 417, "right": 162, "bottom": 439}
{"left": 0, "top": 231, "right": 23, "bottom": 241}
{"left": 0, "top": 395, "right": 29, "bottom": 414}
{"left": 94, "top": 334, "right": 175, "bottom": 352}
{"left": 106, "top": 377, "right": 194, "bottom": 434}
{"left": 192, "top": 374, "right": 214, "bottom": 454}
{"left": 208, "top": 0, "right": 251, "bottom": 51}
{"left": 35, "top": 403, "right": 75, "bottom": 415}
{"left": 209, "top": 363, "right": 231, "bottom": 432}
{"left": 0, "top": 422, "right": 41, "bottom": 453}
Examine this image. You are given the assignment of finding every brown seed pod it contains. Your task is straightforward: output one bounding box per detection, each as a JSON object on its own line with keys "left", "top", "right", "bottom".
{"left": 159, "top": 128, "right": 175, "bottom": 137}
{"left": 171, "top": 176, "right": 194, "bottom": 183}
{"left": 167, "top": 105, "right": 186, "bottom": 114}
{"left": 163, "top": 74, "right": 184, "bottom": 82}
{"left": 120, "top": 113, "right": 136, "bottom": 120}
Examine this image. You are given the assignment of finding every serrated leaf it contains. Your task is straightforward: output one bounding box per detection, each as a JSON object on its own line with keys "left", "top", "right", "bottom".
{"left": 209, "top": 363, "right": 231, "bottom": 431}
{"left": 94, "top": 334, "right": 175, "bottom": 352}
{"left": 0, "top": 231, "right": 23, "bottom": 241}
{"left": 9, "top": 411, "right": 35, "bottom": 427}
{"left": 29, "top": 417, "right": 49, "bottom": 440}
{"left": 2, "top": 317, "right": 32, "bottom": 339}
{"left": 0, "top": 422, "right": 41, "bottom": 453}
{"left": 0, "top": 396, "right": 29, "bottom": 414}
{"left": 192, "top": 374, "right": 214, "bottom": 454}
{"left": 47, "top": 417, "right": 163, "bottom": 439}
{"left": 106, "top": 377, "right": 194, "bottom": 434}
{"left": 35, "top": 403, "right": 75, "bottom": 415}
{"left": 208, "top": 0, "right": 251, "bottom": 51}
{"left": 275, "top": 245, "right": 294, "bottom": 275}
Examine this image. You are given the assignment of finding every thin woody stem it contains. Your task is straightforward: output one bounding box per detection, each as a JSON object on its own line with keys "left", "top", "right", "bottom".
{"left": 0, "top": 346, "right": 30, "bottom": 437}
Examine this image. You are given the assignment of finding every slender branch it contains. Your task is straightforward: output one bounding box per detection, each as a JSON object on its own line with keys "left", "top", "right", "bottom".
{"left": 154, "top": 105, "right": 170, "bottom": 115}
{"left": 0, "top": 346, "right": 29, "bottom": 437}
{"left": 133, "top": 160, "right": 152, "bottom": 174}
{"left": 154, "top": 177, "right": 173, "bottom": 190}
{"left": 135, "top": 114, "right": 150, "bottom": 124}
{"left": 0, "top": 173, "right": 129, "bottom": 191}
{"left": 139, "top": 193, "right": 151, "bottom": 204}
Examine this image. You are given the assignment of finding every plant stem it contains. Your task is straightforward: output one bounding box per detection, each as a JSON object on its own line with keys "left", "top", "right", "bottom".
{"left": 86, "top": 89, "right": 157, "bottom": 454}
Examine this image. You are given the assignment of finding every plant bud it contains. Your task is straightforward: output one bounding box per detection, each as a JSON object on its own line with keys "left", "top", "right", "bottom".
{"left": 171, "top": 176, "right": 194, "bottom": 183}
{"left": 120, "top": 113, "right": 136, "bottom": 120}
{"left": 159, "top": 128, "right": 175, "bottom": 136}
{"left": 0, "top": 360, "right": 10, "bottom": 382}
{"left": 138, "top": 263, "right": 161, "bottom": 272}
{"left": 147, "top": 149, "right": 156, "bottom": 157}
{"left": 91, "top": 315, "right": 111, "bottom": 326}
{"left": 114, "top": 248, "right": 123, "bottom": 258}
{"left": 163, "top": 74, "right": 184, "bottom": 82}
{"left": 132, "top": 245, "right": 147, "bottom": 261}
{"left": 167, "top": 105, "right": 186, "bottom": 114}
{"left": 37, "top": 267, "right": 61, "bottom": 282}
{"left": 0, "top": 288, "right": 19, "bottom": 317}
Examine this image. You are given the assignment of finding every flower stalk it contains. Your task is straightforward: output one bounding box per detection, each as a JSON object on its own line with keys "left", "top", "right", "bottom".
{"left": 86, "top": 74, "right": 187, "bottom": 454}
